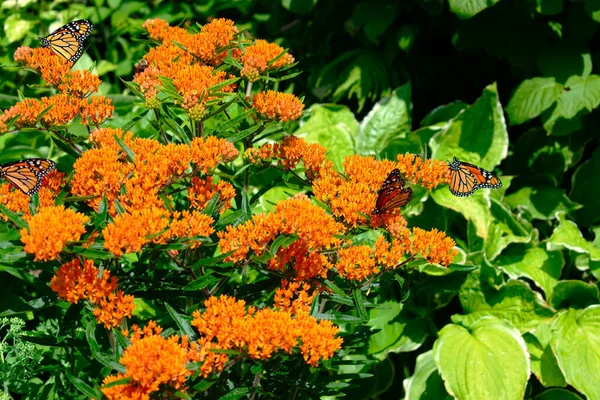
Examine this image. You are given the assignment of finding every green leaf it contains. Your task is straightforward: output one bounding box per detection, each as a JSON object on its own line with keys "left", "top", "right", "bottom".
{"left": 430, "top": 186, "right": 491, "bottom": 240}
{"left": 356, "top": 83, "right": 411, "bottom": 155}
{"left": 536, "top": 388, "right": 583, "bottom": 400}
{"left": 547, "top": 212, "right": 600, "bottom": 261}
{"left": 94, "top": 195, "right": 108, "bottom": 229}
{"left": 448, "top": 0, "right": 502, "bottom": 19}
{"left": 505, "top": 185, "right": 582, "bottom": 221}
{"left": 218, "top": 388, "right": 250, "bottom": 400}
{"left": 456, "top": 272, "right": 555, "bottom": 333}
{"left": 434, "top": 317, "right": 529, "bottom": 400}
{"left": 551, "top": 306, "right": 600, "bottom": 399}
{"left": 281, "top": 0, "right": 318, "bottom": 15}
{"left": 496, "top": 246, "right": 563, "bottom": 298}
{"left": 294, "top": 104, "right": 357, "bottom": 170}
{"left": 506, "top": 77, "right": 562, "bottom": 125}
{"left": 367, "top": 301, "right": 427, "bottom": 357}
{"left": 536, "top": 0, "right": 563, "bottom": 15}
{"left": 560, "top": 75, "right": 600, "bottom": 118}
{"left": 66, "top": 373, "right": 104, "bottom": 399}
{"left": 4, "top": 14, "right": 35, "bottom": 43}
{"left": 0, "top": 203, "right": 28, "bottom": 229}
{"left": 85, "top": 320, "right": 125, "bottom": 372}
{"left": 269, "top": 234, "right": 298, "bottom": 256}
{"left": 430, "top": 82, "right": 508, "bottom": 171}
{"left": 524, "top": 324, "right": 567, "bottom": 387}
{"left": 403, "top": 350, "right": 452, "bottom": 400}
{"left": 550, "top": 280, "right": 600, "bottom": 310}
{"left": 165, "top": 302, "right": 197, "bottom": 340}
{"left": 113, "top": 134, "right": 135, "bottom": 163}
{"left": 570, "top": 148, "right": 600, "bottom": 226}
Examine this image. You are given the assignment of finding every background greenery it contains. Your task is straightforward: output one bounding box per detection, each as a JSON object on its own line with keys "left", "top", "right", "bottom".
{"left": 1, "top": 0, "right": 600, "bottom": 399}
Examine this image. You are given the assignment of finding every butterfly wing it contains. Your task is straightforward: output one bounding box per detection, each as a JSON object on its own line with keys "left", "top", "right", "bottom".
{"left": 40, "top": 19, "right": 93, "bottom": 63}
{"left": 448, "top": 157, "right": 502, "bottom": 197}
{"left": 372, "top": 169, "right": 413, "bottom": 214}
{"left": 1, "top": 159, "right": 56, "bottom": 196}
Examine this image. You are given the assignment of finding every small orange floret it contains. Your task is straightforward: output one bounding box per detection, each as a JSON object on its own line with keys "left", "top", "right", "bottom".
{"left": 241, "top": 39, "right": 294, "bottom": 81}
{"left": 410, "top": 227, "right": 458, "bottom": 266}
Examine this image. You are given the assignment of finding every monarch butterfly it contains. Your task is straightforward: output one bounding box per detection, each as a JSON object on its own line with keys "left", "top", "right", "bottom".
{"left": 135, "top": 59, "right": 149, "bottom": 74}
{"left": 447, "top": 157, "right": 502, "bottom": 197}
{"left": 39, "top": 19, "right": 93, "bottom": 64}
{"left": 372, "top": 169, "right": 413, "bottom": 215}
{"left": 0, "top": 159, "right": 56, "bottom": 196}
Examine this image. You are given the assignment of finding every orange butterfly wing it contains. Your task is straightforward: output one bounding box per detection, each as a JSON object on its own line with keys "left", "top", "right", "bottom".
{"left": 372, "top": 169, "right": 413, "bottom": 215}
{"left": 448, "top": 157, "right": 502, "bottom": 197}
{"left": 1, "top": 159, "right": 56, "bottom": 196}
{"left": 40, "top": 19, "right": 93, "bottom": 63}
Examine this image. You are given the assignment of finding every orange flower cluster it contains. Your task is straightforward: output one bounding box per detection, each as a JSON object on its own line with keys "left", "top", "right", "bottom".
{"left": 50, "top": 259, "right": 135, "bottom": 329}
{"left": 274, "top": 280, "right": 318, "bottom": 315}
{"left": 0, "top": 47, "right": 112, "bottom": 133}
{"left": 241, "top": 39, "right": 294, "bottom": 82}
{"left": 313, "top": 156, "right": 399, "bottom": 227}
{"left": 188, "top": 176, "right": 236, "bottom": 213}
{"left": 246, "top": 136, "right": 327, "bottom": 180}
{"left": 252, "top": 91, "right": 305, "bottom": 122}
{"left": 102, "top": 321, "right": 197, "bottom": 399}
{"left": 218, "top": 194, "right": 343, "bottom": 279}
{"left": 72, "top": 128, "right": 237, "bottom": 213}
{"left": 191, "top": 295, "right": 342, "bottom": 376}
{"left": 396, "top": 153, "right": 451, "bottom": 189}
{"left": 134, "top": 18, "right": 238, "bottom": 115}
{"left": 334, "top": 222, "right": 457, "bottom": 280}
{"left": 0, "top": 171, "right": 66, "bottom": 221}
{"left": 20, "top": 205, "right": 88, "bottom": 261}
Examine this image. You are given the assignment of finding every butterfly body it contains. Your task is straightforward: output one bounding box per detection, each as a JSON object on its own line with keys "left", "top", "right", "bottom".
{"left": 372, "top": 169, "right": 413, "bottom": 215}
{"left": 0, "top": 159, "right": 56, "bottom": 196}
{"left": 448, "top": 157, "right": 502, "bottom": 197}
{"left": 40, "top": 19, "right": 93, "bottom": 63}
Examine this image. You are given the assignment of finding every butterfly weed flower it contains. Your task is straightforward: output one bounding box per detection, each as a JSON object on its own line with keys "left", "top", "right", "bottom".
{"left": 102, "top": 321, "right": 194, "bottom": 399}
{"left": 313, "top": 155, "right": 398, "bottom": 227}
{"left": 190, "top": 136, "right": 239, "bottom": 173}
{"left": 188, "top": 176, "right": 236, "bottom": 213}
{"left": 0, "top": 184, "right": 30, "bottom": 219}
{"left": 336, "top": 244, "right": 379, "bottom": 281}
{"left": 14, "top": 47, "right": 71, "bottom": 86}
{"left": 80, "top": 96, "right": 114, "bottom": 127}
{"left": 50, "top": 259, "right": 117, "bottom": 304}
{"left": 93, "top": 290, "right": 136, "bottom": 329}
{"left": 246, "top": 136, "right": 327, "bottom": 180}
{"left": 241, "top": 39, "right": 295, "bottom": 82}
{"left": 57, "top": 70, "right": 101, "bottom": 98}
{"left": 191, "top": 295, "right": 342, "bottom": 374}
{"left": 410, "top": 227, "right": 458, "bottom": 266}
{"left": 20, "top": 206, "right": 88, "bottom": 261}
{"left": 168, "top": 210, "right": 215, "bottom": 249}
{"left": 38, "top": 171, "right": 66, "bottom": 208}
{"left": 396, "top": 153, "right": 451, "bottom": 189}
{"left": 274, "top": 280, "right": 318, "bottom": 315}
{"left": 252, "top": 91, "right": 305, "bottom": 122}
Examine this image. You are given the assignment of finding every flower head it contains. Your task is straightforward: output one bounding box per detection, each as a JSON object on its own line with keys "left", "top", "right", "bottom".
{"left": 20, "top": 206, "right": 88, "bottom": 261}
{"left": 241, "top": 40, "right": 294, "bottom": 81}
{"left": 252, "top": 91, "right": 304, "bottom": 122}
{"left": 396, "top": 153, "right": 451, "bottom": 189}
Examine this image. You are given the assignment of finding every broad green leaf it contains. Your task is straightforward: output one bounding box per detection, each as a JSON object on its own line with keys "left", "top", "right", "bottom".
{"left": 485, "top": 198, "right": 534, "bottom": 260}
{"left": 536, "top": 388, "right": 583, "bottom": 400}
{"left": 356, "top": 83, "right": 411, "bottom": 155}
{"left": 505, "top": 186, "right": 581, "bottom": 220}
{"left": 538, "top": 45, "right": 591, "bottom": 82}
{"left": 570, "top": 148, "right": 600, "bottom": 226}
{"left": 586, "top": 0, "right": 600, "bottom": 22}
{"left": 457, "top": 272, "right": 555, "bottom": 333}
{"left": 547, "top": 212, "right": 600, "bottom": 261}
{"left": 434, "top": 317, "right": 529, "bottom": 400}
{"left": 551, "top": 306, "right": 600, "bottom": 399}
{"left": 420, "top": 101, "right": 467, "bottom": 127}
{"left": 448, "top": 0, "right": 502, "bottom": 19}
{"left": 496, "top": 246, "right": 563, "bottom": 298}
{"left": 536, "top": 0, "right": 563, "bottom": 15}
{"left": 431, "top": 186, "right": 491, "bottom": 239}
{"left": 4, "top": 14, "right": 35, "bottom": 43}
{"left": 350, "top": 1, "right": 399, "bottom": 45}
{"left": 550, "top": 280, "right": 600, "bottom": 310}
{"left": 403, "top": 350, "right": 452, "bottom": 400}
{"left": 367, "top": 301, "right": 427, "bottom": 357}
{"left": 281, "top": 0, "right": 318, "bottom": 16}
{"left": 295, "top": 104, "right": 357, "bottom": 170}
{"left": 430, "top": 82, "right": 508, "bottom": 170}
{"left": 560, "top": 75, "right": 600, "bottom": 118}
{"left": 506, "top": 77, "right": 562, "bottom": 125}
{"left": 524, "top": 326, "right": 566, "bottom": 387}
